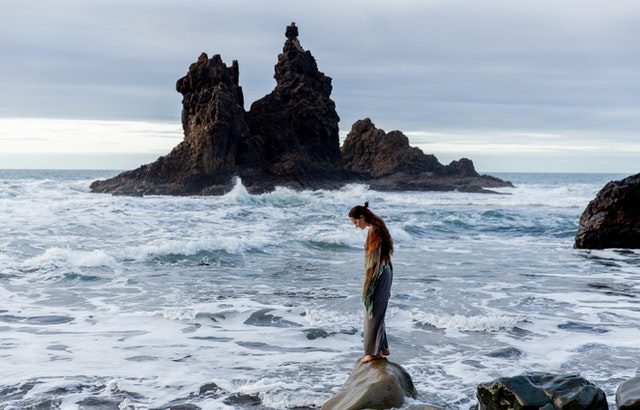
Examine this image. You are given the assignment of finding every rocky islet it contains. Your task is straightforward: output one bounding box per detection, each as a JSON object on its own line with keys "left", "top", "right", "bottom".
{"left": 90, "top": 23, "right": 511, "bottom": 196}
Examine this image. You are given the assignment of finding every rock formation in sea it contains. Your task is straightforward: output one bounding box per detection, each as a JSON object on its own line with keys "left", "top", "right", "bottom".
{"left": 90, "top": 53, "right": 249, "bottom": 196}
{"left": 574, "top": 172, "right": 640, "bottom": 249}
{"left": 341, "top": 118, "right": 513, "bottom": 193}
{"left": 475, "top": 373, "right": 608, "bottom": 410}
{"left": 240, "top": 22, "right": 345, "bottom": 193}
{"left": 321, "top": 359, "right": 418, "bottom": 410}
{"left": 91, "top": 23, "right": 511, "bottom": 196}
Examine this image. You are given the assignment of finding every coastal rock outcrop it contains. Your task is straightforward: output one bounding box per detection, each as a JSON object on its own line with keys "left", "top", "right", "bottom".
{"left": 574, "top": 173, "right": 640, "bottom": 249}
{"left": 90, "top": 53, "right": 249, "bottom": 195}
{"left": 341, "top": 118, "right": 513, "bottom": 193}
{"left": 617, "top": 376, "right": 640, "bottom": 410}
{"left": 476, "top": 373, "right": 608, "bottom": 409}
{"left": 322, "top": 359, "right": 417, "bottom": 410}
{"left": 91, "top": 24, "right": 512, "bottom": 196}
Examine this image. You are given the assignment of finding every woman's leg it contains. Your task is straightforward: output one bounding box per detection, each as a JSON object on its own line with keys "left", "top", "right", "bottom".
{"left": 362, "top": 266, "right": 392, "bottom": 362}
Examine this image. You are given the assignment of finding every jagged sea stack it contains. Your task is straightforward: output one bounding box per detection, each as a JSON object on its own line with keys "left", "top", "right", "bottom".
{"left": 90, "top": 54, "right": 250, "bottom": 195}
{"left": 575, "top": 172, "right": 640, "bottom": 249}
{"left": 240, "top": 22, "right": 345, "bottom": 192}
{"left": 91, "top": 23, "right": 346, "bottom": 195}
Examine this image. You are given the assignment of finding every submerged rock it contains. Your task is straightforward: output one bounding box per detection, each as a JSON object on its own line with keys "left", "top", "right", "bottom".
{"left": 617, "top": 376, "right": 640, "bottom": 410}
{"left": 341, "top": 118, "right": 513, "bottom": 193}
{"left": 476, "top": 373, "right": 608, "bottom": 410}
{"left": 575, "top": 172, "right": 640, "bottom": 249}
{"left": 322, "top": 359, "right": 417, "bottom": 410}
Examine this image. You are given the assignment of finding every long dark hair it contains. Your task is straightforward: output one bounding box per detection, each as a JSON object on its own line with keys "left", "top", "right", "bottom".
{"left": 349, "top": 201, "right": 394, "bottom": 261}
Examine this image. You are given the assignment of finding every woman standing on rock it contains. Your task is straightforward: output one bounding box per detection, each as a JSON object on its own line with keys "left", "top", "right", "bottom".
{"left": 349, "top": 202, "right": 393, "bottom": 363}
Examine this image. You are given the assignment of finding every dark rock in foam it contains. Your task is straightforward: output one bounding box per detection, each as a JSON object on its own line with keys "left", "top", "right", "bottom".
{"left": 91, "top": 23, "right": 511, "bottom": 196}
{"left": 222, "top": 392, "right": 262, "bottom": 407}
{"left": 476, "top": 373, "right": 608, "bottom": 409}
{"left": 575, "top": 172, "right": 640, "bottom": 249}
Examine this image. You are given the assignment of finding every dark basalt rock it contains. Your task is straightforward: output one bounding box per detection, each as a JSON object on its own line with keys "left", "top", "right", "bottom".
{"left": 617, "top": 376, "right": 640, "bottom": 410}
{"left": 91, "top": 53, "right": 249, "bottom": 196}
{"left": 91, "top": 24, "right": 511, "bottom": 196}
{"left": 341, "top": 118, "right": 513, "bottom": 193}
{"left": 476, "top": 373, "right": 608, "bottom": 410}
{"left": 575, "top": 173, "right": 640, "bottom": 249}
{"left": 241, "top": 22, "right": 345, "bottom": 193}
{"left": 222, "top": 392, "right": 262, "bottom": 406}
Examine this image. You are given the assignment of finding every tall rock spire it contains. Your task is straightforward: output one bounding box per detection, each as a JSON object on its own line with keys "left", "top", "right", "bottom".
{"left": 241, "top": 23, "right": 343, "bottom": 190}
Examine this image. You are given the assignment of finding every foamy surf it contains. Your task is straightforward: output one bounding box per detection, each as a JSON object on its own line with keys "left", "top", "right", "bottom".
{"left": 0, "top": 170, "right": 638, "bottom": 409}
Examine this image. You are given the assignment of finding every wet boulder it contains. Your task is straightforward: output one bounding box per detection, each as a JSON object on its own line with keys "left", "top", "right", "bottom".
{"left": 476, "top": 373, "right": 608, "bottom": 410}
{"left": 617, "top": 376, "right": 640, "bottom": 410}
{"left": 322, "top": 359, "right": 417, "bottom": 410}
{"left": 575, "top": 172, "right": 640, "bottom": 249}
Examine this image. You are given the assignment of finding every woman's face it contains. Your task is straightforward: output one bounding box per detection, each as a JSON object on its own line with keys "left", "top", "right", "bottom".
{"left": 350, "top": 215, "right": 368, "bottom": 229}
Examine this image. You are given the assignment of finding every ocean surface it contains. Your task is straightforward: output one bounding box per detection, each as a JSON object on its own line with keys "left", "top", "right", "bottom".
{"left": 1, "top": 170, "right": 639, "bottom": 409}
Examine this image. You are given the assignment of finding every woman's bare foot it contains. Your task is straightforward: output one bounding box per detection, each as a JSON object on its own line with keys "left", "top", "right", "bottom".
{"left": 360, "top": 354, "right": 383, "bottom": 363}
{"left": 381, "top": 348, "right": 390, "bottom": 356}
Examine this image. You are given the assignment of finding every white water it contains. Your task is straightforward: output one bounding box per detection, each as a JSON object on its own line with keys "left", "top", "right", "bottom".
{"left": 1, "top": 171, "right": 639, "bottom": 409}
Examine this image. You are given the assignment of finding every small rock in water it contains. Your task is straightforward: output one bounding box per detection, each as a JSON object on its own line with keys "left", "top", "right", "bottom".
{"left": 244, "top": 308, "right": 301, "bottom": 328}
{"left": 322, "top": 358, "right": 417, "bottom": 410}
{"left": 484, "top": 347, "right": 522, "bottom": 358}
{"left": 304, "top": 328, "right": 331, "bottom": 340}
{"left": 25, "top": 315, "right": 74, "bottom": 325}
{"left": 557, "top": 321, "right": 609, "bottom": 334}
{"left": 222, "top": 392, "right": 262, "bottom": 406}
{"left": 76, "top": 397, "right": 123, "bottom": 410}
{"left": 476, "top": 373, "right": 608, "bottom": 409}
{"left": 166, "top": 404, "right": 201, "bottom": 410}
{"left": 199, "top": 382, "right": 221, "bottom": 396}
{"left": 617, "top": 376, "right": 640, "bottom": 410}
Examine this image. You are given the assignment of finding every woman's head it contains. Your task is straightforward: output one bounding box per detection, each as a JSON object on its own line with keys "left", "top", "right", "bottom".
{"left": 349, "top": 201, "right": 372, "bottom": 229}
{"left": 348, "top": 201, "right": 394, "bottom": 257}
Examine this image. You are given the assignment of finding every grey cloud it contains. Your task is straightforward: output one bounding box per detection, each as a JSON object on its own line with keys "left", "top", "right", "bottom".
{"left": 1, "top": 0, "right": 639, "bottom": 137}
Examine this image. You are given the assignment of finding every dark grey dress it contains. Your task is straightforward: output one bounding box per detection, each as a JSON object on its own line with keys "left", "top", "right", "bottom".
{"left": 363, "top": 263, "right": 393, "bottom": 356}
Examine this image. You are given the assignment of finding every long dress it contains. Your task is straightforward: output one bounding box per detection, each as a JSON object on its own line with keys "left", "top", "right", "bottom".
{"left": 362, "top": 226, "right": 393, "bottom": 356}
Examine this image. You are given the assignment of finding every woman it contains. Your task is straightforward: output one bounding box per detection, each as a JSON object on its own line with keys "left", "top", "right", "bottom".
{"left": 348, "top": 202, "right": 393, "bottom": 363}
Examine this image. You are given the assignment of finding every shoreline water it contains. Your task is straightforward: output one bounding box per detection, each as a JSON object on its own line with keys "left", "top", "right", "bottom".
{"left": 1, "top": 171, "right": 638, "bottom": 409}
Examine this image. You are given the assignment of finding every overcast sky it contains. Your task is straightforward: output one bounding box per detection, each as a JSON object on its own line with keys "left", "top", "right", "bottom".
{"left": 1, "top": 0, "right": 639, "bottom": 172}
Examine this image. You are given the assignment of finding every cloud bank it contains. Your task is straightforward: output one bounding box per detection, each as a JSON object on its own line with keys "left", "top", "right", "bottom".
{"left": 1, "top": 0, "right": 638, "bottom": 171}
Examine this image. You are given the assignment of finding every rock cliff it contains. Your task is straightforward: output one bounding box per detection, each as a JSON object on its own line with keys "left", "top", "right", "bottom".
{"left": 91, "top": 23, "right": 511, "bottom": 196}
{"left": 574, "top": 172, "right": 640, "bottom": 249}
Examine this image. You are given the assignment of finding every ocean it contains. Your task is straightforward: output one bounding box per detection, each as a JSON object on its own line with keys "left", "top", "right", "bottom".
{"left": 1, "top": 170, "right": 638, "bottom": 409}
